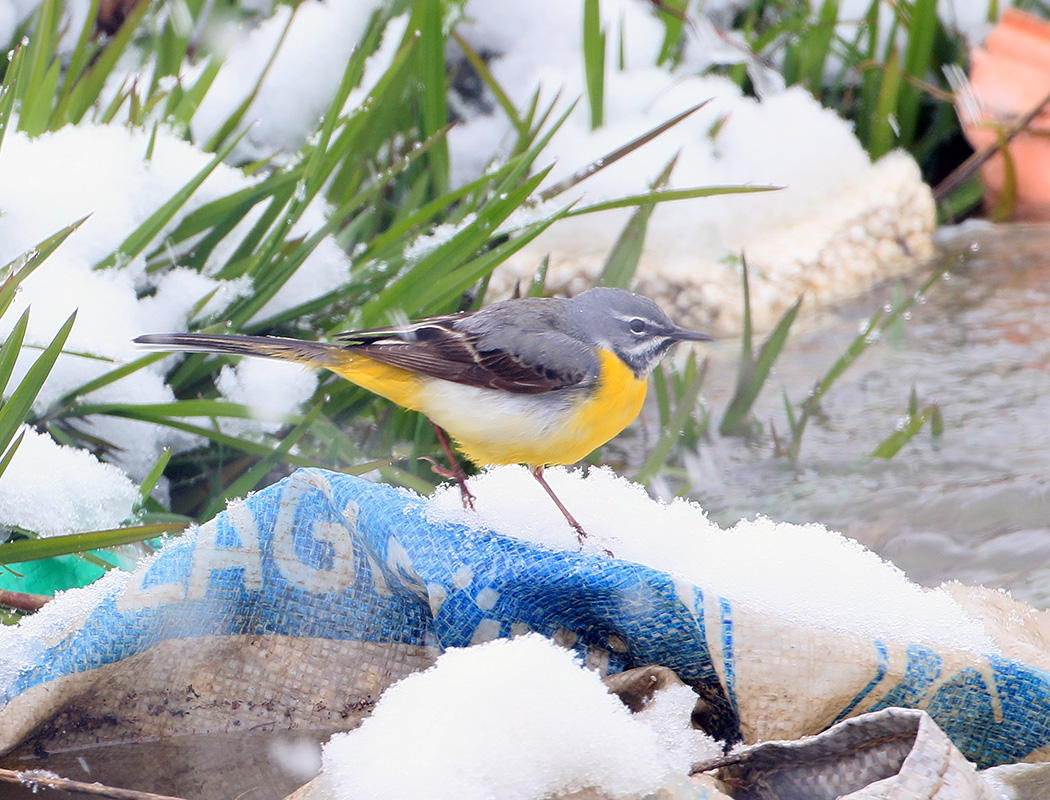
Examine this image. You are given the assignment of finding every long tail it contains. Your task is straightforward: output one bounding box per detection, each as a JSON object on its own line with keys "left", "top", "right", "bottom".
{"left": 134, "top": 333, "right": 346, "bottom": 370}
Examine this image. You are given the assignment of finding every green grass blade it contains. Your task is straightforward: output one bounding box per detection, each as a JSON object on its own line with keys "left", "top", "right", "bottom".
{"left": 720, "top": 293, "right": 803, "bottom": 437}
{"left": 567, "top": 184, "right": 780, "bottom": 216}
{"left": 539, "top": 100, "right": 709, "bottom": 201}
{"left": 60, "top": 399, "right": 260, "bottom": 421}
{"left": 93, "top": 129, "right": 246, "bottom": 270}
{"left": 18, "top": 0, "right": 59, "bottom": 114}
{"left": 871, "top": 407, "right": 932, "bottom": 459}
{"left": 21, "top": 58, "right": 60, "bottom": 136}
{"left": 635, "top": 357, "right": 707, "bottom": 485}
{"left": 0, "top": 40, "right": 28, "bottom": 159}
{"left": 110, "top": 416, "right": 321, "bottom": 467}
{"left": 870, "top": 45, "right": 901, "bottom": 159}
{"left": 527, "top": 254, "right": 549, "bottom": 297}
{"left": 50, "top": 352, "right": 168, "bottom": 411}
{"left": 0, "top": 429, "right": 26, "bottom": 481}
{"left": 0, "top": 311, "right": 76, "bottom": 457}
{"left": 419, "top": 204, "right": 571, "bottom": 315}
{"left": 361, "top": 169, "right": 553, "bottom": 322}
{"left": 582, "top": 0, "right": 606, "bottom": 130}
{"left": 897, "top": 0, "right": 938, "bottom": 147}
{"left": 65, "top": 0, "right": 151, "bottom": 124}
{"left": 801, "top": 0, "right": 839, "bottom": 95}
{"left": 136, "top": 448, "right": 172, "bottom": 507}
{"left": 655, "top": 0, "right": 688, "bottom": 67}
{"left": 0, "top": 523, "right": 188, "bottom": 565}
{"left": 61, "top": 0, "right": 101, "bottom": 88}
{"left": 419, "top": 0, "right": 450, "bottom": 194}
{"left": 0, "top": 309, "right": 30, "bottom": 398}
{"left": 597, "top": 154, "right": 678, "bottom": 289}
{"left": 451, "top": 32, "right": 527, "bottom": 139}
{"left": 168, "top": 56, "right": 222, "bottom": 127}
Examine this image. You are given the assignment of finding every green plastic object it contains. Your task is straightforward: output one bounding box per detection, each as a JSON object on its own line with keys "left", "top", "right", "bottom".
{"left": 0, "top": 553, "right": 113, "bottom": 596}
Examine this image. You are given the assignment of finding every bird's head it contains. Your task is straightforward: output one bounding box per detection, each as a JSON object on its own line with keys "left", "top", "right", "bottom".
{"left": 568, "top": 288, "right": 712, "bottom": 377}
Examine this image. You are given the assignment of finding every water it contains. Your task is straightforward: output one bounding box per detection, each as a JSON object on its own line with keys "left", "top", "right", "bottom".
{"left": 681, "top": 223, "right": 1050, "bottom": 607}
{"left": 0, "top": 732, "right": 324, "bottom": 799}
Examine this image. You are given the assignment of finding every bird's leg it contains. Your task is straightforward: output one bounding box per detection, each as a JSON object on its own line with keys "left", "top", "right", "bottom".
{"left": 530, "top": 466, "right": 588, "bottom": 546}
{"left": 428, "top": 421, "right": 476, "bottom": 510}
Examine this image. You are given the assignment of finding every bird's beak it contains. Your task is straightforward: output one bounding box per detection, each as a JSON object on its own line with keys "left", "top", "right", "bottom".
{"left": 670, "top": 327, "right": 714, "bottom": 342}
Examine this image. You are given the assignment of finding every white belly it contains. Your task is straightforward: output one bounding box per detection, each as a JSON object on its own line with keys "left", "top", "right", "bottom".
{"left": 416, "top": 378, "right": 580, "bottom": 465}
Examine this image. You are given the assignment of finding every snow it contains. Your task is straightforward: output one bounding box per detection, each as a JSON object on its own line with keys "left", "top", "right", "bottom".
{"left": 0, "top": 564, "right": 131, "bottom": 688}
{"left": 0, "top": 122, "right": 340, "bottom": 484}
{"left": 216, "top": 358, "right": 318, "bottom": 436}
{"left": 317, "top": 634, "right": 720, "bottom": 800}
{"left": 427, "top": 466, "right": 998, "bottom": 655}
{"left": 0, "top": 426, "right": 138, "bottom": 538}
{"left": 189, "top": 0, "right": 404, "bottom": 162}
{"left": 450, "top": 0, "right": 875, "bottom": 254}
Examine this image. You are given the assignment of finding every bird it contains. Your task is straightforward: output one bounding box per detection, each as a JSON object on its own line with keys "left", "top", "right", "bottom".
{"left": 135, "top": 287, "right": 712, "bottom": 544}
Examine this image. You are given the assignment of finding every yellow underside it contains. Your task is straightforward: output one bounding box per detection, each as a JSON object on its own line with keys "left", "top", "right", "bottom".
{"left": 325, "top": 348, "right": 647, "bottom": 468}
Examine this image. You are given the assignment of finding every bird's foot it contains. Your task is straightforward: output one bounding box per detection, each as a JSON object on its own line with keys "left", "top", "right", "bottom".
{"left": 529, "top": 466, "right": 613, "bottom": 554}
{"left": 421, "top": 457, "right": 477, "bottom": 511}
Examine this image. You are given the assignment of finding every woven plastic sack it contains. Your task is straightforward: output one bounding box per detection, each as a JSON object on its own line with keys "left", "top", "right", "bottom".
{"left": 3, "top": 468, "right": 1050, "bottom": 791}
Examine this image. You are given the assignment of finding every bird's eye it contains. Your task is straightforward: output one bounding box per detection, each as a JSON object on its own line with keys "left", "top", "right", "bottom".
{"left": 628, "top": 318, "right": 647, "bottom": 334}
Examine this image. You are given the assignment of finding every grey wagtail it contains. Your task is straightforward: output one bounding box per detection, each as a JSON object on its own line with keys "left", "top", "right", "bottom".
{"left": 136, "top": 287, "right": 712, "bottom": 542}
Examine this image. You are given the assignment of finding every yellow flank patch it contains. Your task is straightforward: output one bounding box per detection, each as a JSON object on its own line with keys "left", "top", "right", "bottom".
{"left": 446, "top": 348, "right": 647, "bottom": 467}
{"left": 325, "top": 352, "right": 424, "bottom": 410}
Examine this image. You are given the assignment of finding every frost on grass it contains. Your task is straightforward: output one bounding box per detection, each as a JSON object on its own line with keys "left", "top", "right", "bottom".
{"left": 427, "top": 466, "right": 997, "bottom": 655}
{"left": 0, "top": 426, "right": 138, "bottom": 538}
{"left": 317, "top": 634, "right": 719, "bottom": 800}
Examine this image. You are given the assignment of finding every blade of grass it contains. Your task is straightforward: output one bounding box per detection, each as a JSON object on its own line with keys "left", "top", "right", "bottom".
{"left": 597, "top": 154, "right": 678, "bottom": 289}
{"left": 897, "top": 0, "right": 938, "bottom": 147}
{"left": 93, "top": 128, "right": 246, "bottom": 270}
{"left": 539, "top": 100, "right": 709, "bottom": 201}
{"left": 64, "top": 0, "right": 151, "bottom": 124}
{"left": 871, "top": 407, "right": 933, "bottom": 458}
{"left": 582, "top": 0, "right": 606, "bottom": 130}
{"left": 0, "top": 216, "right": 89, "bottom": 320}
{"left": 566, "top": 184, "right": 780, "bottom": 216}
{"left": 870, "top": 45, "right": 901, "bottom": 159}
{"left": 49, "top": 352, "right": 169, "bottom": 412}
{"left": 201, "top": 7, "right": 296, "bottom": 152}
{"left": 0, "top": 311, "right": 76, "bottom": 458}
{"left": 800, "top": 0, "right": 839, "bottom": 95}
{"left": 17, "top": 0, "right": 59, "bottom": 127}
{"left": 635, "top": 356, "right": 707, "bottom": 485}
{"left": 720, "top": 289, "right": 803, "bottom": 436}
{"left": 136, "top": 448, "right": 172, "bottom": 508}
{"left": 0, "top": 309, "right": 30, "bottom": 398}
{"left": 0, "top": 429, "right": 26, "bottom": 480}
{"left": 0, "top": 523, "right": 188, "bottom": 565}
{"left": 451, "top": 31, "right": 527, "bottom": 140}
{"left": 419, "top": 0, "right": 450, "bottom": 194}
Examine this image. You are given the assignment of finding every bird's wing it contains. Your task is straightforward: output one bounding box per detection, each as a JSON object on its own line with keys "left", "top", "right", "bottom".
{"left": 334, "top": 316, "right": 596, "bottom": 395}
